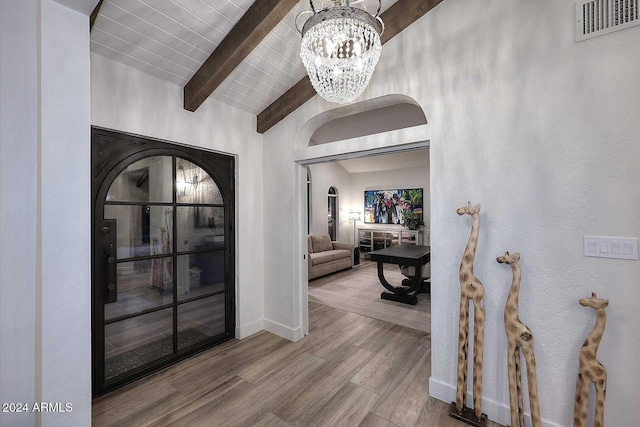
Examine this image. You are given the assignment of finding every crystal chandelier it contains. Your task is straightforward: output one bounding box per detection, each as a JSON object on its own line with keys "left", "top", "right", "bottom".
{"left": 177, "top": 165, "right": 198, "bottom": 197}
{"left": 297, "top": 0, "right": 384, "bottom": 104}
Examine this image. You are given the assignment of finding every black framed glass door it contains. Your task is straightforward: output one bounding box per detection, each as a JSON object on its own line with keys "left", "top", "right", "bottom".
{"left": 91, "top": 128, "right": 235, "bottom": 397}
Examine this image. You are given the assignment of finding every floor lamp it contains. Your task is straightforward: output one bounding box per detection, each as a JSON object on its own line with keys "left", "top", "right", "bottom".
{"left": 348, "top": 211, "right": 362, "bottom": 265}
{"left": 348, "top": 211, "right": 362, "bottom": 245}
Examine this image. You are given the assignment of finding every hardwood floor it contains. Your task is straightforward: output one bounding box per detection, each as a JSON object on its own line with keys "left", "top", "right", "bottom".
{"left": 93, "top": 302, "right": 502, "bottom": 427}
{"left": 309, "top": 260, "right": 430, "bottom": 332}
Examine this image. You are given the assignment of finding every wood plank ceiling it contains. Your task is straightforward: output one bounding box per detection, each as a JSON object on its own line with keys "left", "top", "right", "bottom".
{"left": 90, "top": 0, "right": 440, "bottom": 133}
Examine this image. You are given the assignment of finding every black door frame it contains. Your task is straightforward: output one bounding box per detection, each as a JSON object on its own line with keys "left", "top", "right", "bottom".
{"left": 91, "top": 127, "right": 236, "bottom": 397}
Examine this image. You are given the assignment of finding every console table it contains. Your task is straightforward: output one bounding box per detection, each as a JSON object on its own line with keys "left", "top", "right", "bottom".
{"left": 358, "top": 228, "right": 422, "bottom": 257}
{"left": 369, "top": 245, "right": 431, "bottom": 305}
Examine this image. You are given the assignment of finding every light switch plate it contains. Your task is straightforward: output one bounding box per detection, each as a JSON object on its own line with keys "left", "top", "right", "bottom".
{"left": 584, "top": 236, "right": 638, "bottom": 260}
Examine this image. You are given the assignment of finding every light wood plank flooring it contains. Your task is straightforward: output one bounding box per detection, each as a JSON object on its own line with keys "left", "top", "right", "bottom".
{"left": 93, "top": 302, "right": 502, "bottom": 427}
{"left": 309, "top": 261, "right": 430, "bottom": 332}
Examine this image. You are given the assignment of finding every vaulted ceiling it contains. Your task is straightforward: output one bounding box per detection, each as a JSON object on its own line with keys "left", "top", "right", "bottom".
{"left": 90, "top": 0, "right": 442, "bottom": 133}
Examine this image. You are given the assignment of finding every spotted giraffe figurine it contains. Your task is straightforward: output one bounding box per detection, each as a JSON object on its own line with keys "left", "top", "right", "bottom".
{"left": 496, "top": 251, "right": 541, "bottom": 427}
{"left": 449, "top": 202, "right": 487, "bottom": 426}
{"left": 574, "top": 293, "right": 608, "bottom": 427}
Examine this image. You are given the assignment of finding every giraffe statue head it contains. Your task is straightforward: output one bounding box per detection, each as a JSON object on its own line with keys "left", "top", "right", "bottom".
{"left": 496, "top": 251, "right": 520, "bottom": 265}
{"left": 579, "top": 292, "right": 609, "bottom": 310}
{"left": 456, "top": 201, "right": 481, "bottom": 216}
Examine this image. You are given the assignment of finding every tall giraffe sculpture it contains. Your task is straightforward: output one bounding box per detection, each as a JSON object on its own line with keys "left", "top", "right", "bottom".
{"left": 496, "top": 251, "right": 541, "bottom": 427}
{"left": 574, "top": 293, "right": 608, "bottom": 427}
{"left": 449, "top": 202, "right": 487, "bottom": 426}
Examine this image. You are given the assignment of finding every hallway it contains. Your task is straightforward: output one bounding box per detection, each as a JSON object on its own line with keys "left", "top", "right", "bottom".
{"left": 93, "top": 301, "right": 502, "bottom": 426}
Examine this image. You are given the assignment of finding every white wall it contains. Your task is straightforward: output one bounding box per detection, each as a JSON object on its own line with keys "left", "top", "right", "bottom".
{"left": 0, "top": 1, "right": 38, "bottom": 424}
{"left": 261, "top": 1, "right": 640, "bottom": 426}
{"left": 308, "top": 162, "right": 351, "bottom": 241}
{"left": 40, "top": 2, "right": 93, "bottom": 424}
{"left": 1, "top": 1, "right": 95, "bottom": 425}
{"left": 91, "top": 54, "right": 265, "bottom": 339}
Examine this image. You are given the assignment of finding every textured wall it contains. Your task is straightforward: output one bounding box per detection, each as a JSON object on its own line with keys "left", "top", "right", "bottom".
{"left": 0, "top": 1, "right": 38, "bottom": 425}
{"left": 40, "top": 2, "right": 93, "bottom": 424}
{"left": 262, "top": 0, "right": 640, "bottom": 425}
{"left": 1, "top": 1, "right": 95, "bottom": 425}
{"left": 308, "top": 162, "right": 352, "bottom": 241}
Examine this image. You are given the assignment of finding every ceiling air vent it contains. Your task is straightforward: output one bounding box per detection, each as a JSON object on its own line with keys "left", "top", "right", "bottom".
{"left": 576, "top": 0, "right": 640, "bottom": 41}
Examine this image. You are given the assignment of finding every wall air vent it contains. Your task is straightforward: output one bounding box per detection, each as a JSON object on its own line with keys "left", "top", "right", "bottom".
{"left": 576, "top": 0, "right": 640, "bottom": 41}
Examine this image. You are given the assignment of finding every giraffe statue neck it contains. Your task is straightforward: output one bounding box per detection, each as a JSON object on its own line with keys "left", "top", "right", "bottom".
{"left": 506, "top": 264, "right": 522, "bottom": 317}
{"left": 585, "top": 308, "right": 607, "bottom": 354}
{"left": 462, "top": 213, "right": 480, "bottom": 274}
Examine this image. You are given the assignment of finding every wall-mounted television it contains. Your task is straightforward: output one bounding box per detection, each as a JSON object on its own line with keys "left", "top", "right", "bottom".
{"left": 364, "top": 188, "right": 423, "bottom": 224}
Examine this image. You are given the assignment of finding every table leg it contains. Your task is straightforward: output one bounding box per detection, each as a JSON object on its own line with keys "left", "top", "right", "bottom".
{"left": 377, "top": 262, "right": 420, "bottom": 305}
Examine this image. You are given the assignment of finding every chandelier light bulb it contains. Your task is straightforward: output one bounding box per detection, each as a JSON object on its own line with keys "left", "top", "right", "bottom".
{"left": 353, "top": 41, "right": 362, "bottom": 56}
{"left": 325, "top": 39, "right": 335, "bottom": 55}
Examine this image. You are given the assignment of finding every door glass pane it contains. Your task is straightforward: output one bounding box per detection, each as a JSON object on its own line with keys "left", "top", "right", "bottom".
{"left": 178, "top": 295, "right": 225, "bottom": 350}
{"left": 176, "top": 158, "right": 223, "bottom": 204}
{"left": 176, "top": 252, "right": 225, "bottom": 301}
{"left": 105, "top": 308, "right": 173, "bottom": 380}
{"left": 104, "top": 206, "right": 173, "bottom": 260}
{"left": 106, "top": 156, "right": 173, "bottom": 203}
{"left": 176, "top": 206, "right": 225, "bottom": 251}
{"left": 105, "top": 258, "right": 173, "bottom": 321}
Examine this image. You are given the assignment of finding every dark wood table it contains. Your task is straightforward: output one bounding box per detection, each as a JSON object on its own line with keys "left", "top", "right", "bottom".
{"left": 369, "top": 244, "right": 431, "bottom": 305}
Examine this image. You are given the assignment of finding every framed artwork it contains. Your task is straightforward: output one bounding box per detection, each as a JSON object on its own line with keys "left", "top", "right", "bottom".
{"left": 364, "top": 188, "right": 423, "bottom": 224}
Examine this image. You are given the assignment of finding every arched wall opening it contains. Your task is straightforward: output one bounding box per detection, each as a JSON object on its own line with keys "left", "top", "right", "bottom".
{"left": 291, "top": 94, "right": 431, "bottom": 337}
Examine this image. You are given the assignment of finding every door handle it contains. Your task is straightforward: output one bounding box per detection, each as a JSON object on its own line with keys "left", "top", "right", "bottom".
{"left": 104, "top": 243, "right": 117, "bottom": 303}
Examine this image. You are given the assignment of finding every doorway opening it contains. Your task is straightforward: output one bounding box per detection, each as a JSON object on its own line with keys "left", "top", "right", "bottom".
{"left": 305, "top": 148, "right": 431, "bottom": 332}
{"left": 295, "top": 94, "right": 431, "bottom": 337}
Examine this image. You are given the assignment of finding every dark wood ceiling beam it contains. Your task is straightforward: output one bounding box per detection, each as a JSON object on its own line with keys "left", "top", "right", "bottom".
{"left": 90, "top": 0, "right": 104, "bottom": 31}
{"left": 257, "top": 0, "right": 444, "bottom": 134}
{"left": 184, "top": 0, "right": 299, "bottom": 112}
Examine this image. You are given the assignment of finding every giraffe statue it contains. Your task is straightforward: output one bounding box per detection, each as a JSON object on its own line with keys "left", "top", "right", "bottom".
{"left": 449, "top": 201, "right": 487, "bottom": 425}
{"left": 496, "top": 251, "right": 541, "bottom": 427}
{"left": 573, "top": 292, "right": 608, "bottom": 427}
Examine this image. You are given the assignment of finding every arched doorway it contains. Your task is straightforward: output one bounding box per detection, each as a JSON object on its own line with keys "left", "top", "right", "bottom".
{"left": 91, "top": 128, "right": 235, "bottom": 396}
{"left": 293, "top": 95, "right": 430, "bottom": 337}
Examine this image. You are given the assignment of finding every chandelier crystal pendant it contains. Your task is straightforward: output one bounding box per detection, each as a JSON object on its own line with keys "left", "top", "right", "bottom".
{"left": 297, "top": 0, "right": 384, "bottom": 104}
{"left": 177, "top": 165, "right": 198, "bottom": 197}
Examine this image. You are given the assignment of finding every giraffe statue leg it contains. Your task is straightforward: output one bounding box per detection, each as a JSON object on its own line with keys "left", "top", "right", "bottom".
{"left": 506, "top": 346, "right": 519, "bottom": 427}
{"left": 573, "top": 373, "right": 588, "bottom": 427}
{"left": 472, "top": 296, "right": 485, "bottom": 420}
{"left": 514, "top": 349, "right": 525, "bottom": 427}
{"left": 522, "top": 340, "right": 541, "bottom": 427}
{"left": 594, "top": 379, "right": 606, "bottom": 427}
{"left": 456, "top": 297, "right": 470, "bottom": 412}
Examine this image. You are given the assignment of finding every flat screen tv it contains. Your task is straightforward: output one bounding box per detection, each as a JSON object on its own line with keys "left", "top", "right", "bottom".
{"left": 364, "top": 188, "right": 423, "bottom": 224}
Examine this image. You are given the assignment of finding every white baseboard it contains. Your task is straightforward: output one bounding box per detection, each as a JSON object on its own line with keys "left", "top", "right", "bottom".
{"left": 429, "top": 378, "right": 566, "bottom": 427}
{"left": 235, "top": 318, "right": 263, "bottom": 339}
{"left": 263, "top": 318, "right": 304, "bottom": 342}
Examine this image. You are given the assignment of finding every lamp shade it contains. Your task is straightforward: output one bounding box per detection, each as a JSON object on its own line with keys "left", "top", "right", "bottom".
{"left": 348, "top": 211, "right": 362, "bottom": 221}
